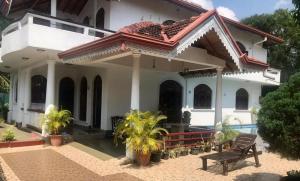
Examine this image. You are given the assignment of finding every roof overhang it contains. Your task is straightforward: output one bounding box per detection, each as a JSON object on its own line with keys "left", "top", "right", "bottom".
{"left": 59, "top": 10, "right": 268, "bottom": 71}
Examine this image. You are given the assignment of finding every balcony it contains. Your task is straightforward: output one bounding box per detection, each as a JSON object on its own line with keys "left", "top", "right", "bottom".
{"left": 1, "top": 12, "right": 113, "bottom": 66}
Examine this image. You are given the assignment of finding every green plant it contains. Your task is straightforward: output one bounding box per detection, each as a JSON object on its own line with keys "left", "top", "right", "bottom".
{"left": 40, "top": 106, "right": 72, "bottom": 135}
{"left": 182, "top": 111, "right": 191, "bottom": 124}
{"left": 2, "top": 128, "right": 15, "bottom": 141}
{"left": 257, "top": 72, "right": 300, "bottom": 159}
{"left": 169, "top": 149, "right": 176, "bottom": 159}
{"left": 287, "top": 170, "right": 300, "bottom": 177}
{"left": 215, "top": 121, "right": 239, "bottom": 144}
{"left": 114, "top": 110, "right": 168, "bottom": 155}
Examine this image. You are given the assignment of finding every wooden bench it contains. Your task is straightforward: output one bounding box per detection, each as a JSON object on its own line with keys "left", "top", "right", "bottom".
{"left": 201, "top": 133, "right": 261, "bottom": 175}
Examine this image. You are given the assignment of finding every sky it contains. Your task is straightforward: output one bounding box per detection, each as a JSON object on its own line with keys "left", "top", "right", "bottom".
{"left": 188, "top": 0, "right": 294, "bottom": 21}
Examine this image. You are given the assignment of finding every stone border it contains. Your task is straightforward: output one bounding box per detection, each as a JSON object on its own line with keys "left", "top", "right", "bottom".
{"left": 0, "top": 140, "right": 44, "bottom": 148}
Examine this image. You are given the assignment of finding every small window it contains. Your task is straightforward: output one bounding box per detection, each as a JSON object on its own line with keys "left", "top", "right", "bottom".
{"left": 194, "top": 84, "right": 212, "bottom": 109}
{"left": 236, "top": 88, "right": 249, "bottom": 110}
{"left": 236, "top": 41, "right": 248, "bottom": 55}
{"left": 31, "top": 75, "right": 47, "bottom": 104}
{"left": 79, "top": 77, "right": 88, "bottom": 121}
{"left": 162, "top": 20, "right": 175, "bottom": 26}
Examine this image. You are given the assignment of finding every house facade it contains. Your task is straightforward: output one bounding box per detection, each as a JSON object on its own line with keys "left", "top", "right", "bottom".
{"left": 0, "top": 0, "right": 281, "bottom": 132}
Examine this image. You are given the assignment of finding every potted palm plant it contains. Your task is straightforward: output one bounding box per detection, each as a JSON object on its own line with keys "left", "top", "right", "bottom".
{"left": 114, "top": 110, "right": 168, "bottom": 166}
{"left": 41, "top": 105, "right": 72, "bottom": 146}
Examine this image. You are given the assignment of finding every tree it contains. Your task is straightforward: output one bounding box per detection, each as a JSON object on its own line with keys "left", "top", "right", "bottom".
{"left": 0, "top": 15, "right": 10, "bottom": 93}
{"left": 292, "top": 0, "right": 300, "bottom": 24}
{"left": 257, "top": 72, "right": 300, "bottom": 159}
{"left": 242, "top": 10, "right": 300, "bottom": 82}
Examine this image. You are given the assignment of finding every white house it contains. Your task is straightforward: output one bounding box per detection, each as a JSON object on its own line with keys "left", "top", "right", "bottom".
{"left": 0, "top": 0, "right": 281, "bottom": 133}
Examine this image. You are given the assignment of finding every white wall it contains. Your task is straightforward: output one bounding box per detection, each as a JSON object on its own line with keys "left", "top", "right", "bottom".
{"left": 109, "top": 0, "right": 196, "bottom": 31}
{"left": 186, "top": 76, "right": 261, "bottom": 126}
{"left": 228, "top": 25, "right": 268, "bottom": 63}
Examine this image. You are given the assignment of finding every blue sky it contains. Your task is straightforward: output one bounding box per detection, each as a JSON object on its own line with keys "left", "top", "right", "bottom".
{"left": 214, "top": 0, "right": 294, "bottom": 19}
{"left": 189, "top": 0, "right": 294, "bottom": 20}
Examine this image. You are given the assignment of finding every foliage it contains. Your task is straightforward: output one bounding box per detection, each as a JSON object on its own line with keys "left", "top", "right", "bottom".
{"left": 2, "top": 128, "right": 15, "bottom": 141}
{"left": 257, "top": 72, "right": 300, "bottom": 159}
{"left": 292, "top": 0, "right": 300, "bottom": 25}
{"left": 41, "top": 106, "right": 72, "bottom": 135}
{"left": 0, "top": 72, "right": 10, "bottom": 93}
{"left": 214, "top": 120, "right": 240, "bottom": 144}
{"left": 114, "top": 110, "right": 168, "bottom": 155}
{"left": 182, "top": 111, "right": 191, "bottom": 124}
{"left": 287, "top": 170, "right": 300, "bottom": 177}
{"left": 242, "top": 9, "right": 300, "bottom": 82}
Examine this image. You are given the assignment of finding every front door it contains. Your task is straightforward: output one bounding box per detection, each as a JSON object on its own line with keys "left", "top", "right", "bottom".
{"left": 59, "top": 77, "right": 75, "bottom": 114}
{"left": 159, "top": 80, "right": 183, "bottom": 123}
{"left": 93, "top": 75, "right": 102, "bottom": 129}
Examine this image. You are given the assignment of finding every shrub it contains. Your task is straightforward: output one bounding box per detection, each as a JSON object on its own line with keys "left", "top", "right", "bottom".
{"left": 2, "top": 129, "right": 15, "bottom": 142}
{"left": 257, "top": 72, "right": 300, "bottom": 159}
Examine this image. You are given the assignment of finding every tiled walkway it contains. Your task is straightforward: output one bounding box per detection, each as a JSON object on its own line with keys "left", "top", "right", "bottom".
{"left": 0, "top": 147, "right": 141, "bottom": 181}
{"left": 0, "top": 144, "right": 299, "bottom": 181}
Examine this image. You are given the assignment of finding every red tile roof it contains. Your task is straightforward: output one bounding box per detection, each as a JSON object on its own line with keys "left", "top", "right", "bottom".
{"left": 58, "top": 10, "right": 270, "bottom": 69}
{"left": 167, "top": 0, "right": 283, "bottom": 43}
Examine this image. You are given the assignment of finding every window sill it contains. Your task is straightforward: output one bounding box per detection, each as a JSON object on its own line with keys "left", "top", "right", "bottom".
{"left": 233, "top": 110, "right": 250, "bottom": 113}
{"left": 27, "top": 108, "right": 44, "bottom": 113}
{"left": 191, "top": 109, "right": 214, "bottom": 112}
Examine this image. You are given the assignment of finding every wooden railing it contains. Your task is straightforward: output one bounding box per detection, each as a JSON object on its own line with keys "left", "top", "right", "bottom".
{"left": 2, "top": 12, "right": 113, "bottom": 38}
{"left": 163, "top": 130, "right": 215, "bottom": 149}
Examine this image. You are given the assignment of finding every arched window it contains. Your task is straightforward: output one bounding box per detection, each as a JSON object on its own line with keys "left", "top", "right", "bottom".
{"left": 31, "top": 75, "right": 47, "bottom": 103}
{"left": 96, "top": 8, "right": 105, "bottom": 37}
{"left": 236, "top": 88, "right": 249, "bottom": 110}
{"left": 236, "top": 41, "right": 248, "bottom": 55}
{"left": 83, "top": 16, "right": 90, "bottom": 26}
{"left": 79, "top": 77, "right": 88, "bottom": 121}
{"left": 194, "top": 84, "right": 212, "bottom": 109}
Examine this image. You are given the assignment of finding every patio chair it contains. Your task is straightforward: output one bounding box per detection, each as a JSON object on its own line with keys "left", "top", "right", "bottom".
{"left": 200, "top": 133, "right": 262, "bottom": 176}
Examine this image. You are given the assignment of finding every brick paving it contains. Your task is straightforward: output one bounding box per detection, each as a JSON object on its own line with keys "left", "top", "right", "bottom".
{"left": 0, "top": 144, "right": 299, "bottom": 181}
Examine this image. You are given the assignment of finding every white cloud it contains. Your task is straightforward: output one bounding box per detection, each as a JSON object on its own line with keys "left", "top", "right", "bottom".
{"left": 186, "top": 0, "right": 239, "bottom": 21}
{"left": 217, "top": 6, "right": 239, "bottom": 21}
{"left": 274, "top": 0, "right": 292, "bottom": 9}
{"left": 187, "top": 0, "right": 214, "bottom": 10}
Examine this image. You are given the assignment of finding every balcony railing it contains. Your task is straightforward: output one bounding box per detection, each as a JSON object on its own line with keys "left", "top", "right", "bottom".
{"left": 2, "top": 12, "right": 113, "bottom": 38}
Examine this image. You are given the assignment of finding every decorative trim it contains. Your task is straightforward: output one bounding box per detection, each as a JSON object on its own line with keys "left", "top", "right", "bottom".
{"left": 172, "top": 17, "right": 242, "bottom": 71}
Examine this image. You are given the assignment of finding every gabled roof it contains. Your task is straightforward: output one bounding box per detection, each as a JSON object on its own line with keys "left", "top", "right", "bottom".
{"left": 166, "top": 0, "right": 283, "bottom": 44}
{"left": 58, "top": 10, "right": 268, "bottom": 69}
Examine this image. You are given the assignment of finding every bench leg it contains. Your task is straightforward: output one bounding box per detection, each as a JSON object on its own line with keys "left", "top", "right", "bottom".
{"left": 252, "top": 145, "right": 261, "bottom": 167}
{"left": 223, "top": 161, "right": 228, "bottom": 176}
{"left": 202, "top": 158, "right": 207, "bottom": 170}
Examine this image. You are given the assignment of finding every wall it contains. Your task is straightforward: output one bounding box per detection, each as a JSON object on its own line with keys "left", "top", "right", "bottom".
{"left": 186, "top": 76, "right": 261, "bottom": 126}
{"left": 228, "top": 25, "right": 268, "bottom": 63}
{"left": 109, "top": 0, "right": 196, "bottom": 31}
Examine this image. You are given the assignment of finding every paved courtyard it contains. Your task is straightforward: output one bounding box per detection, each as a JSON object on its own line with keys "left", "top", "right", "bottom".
{"left": 0, "top": 144, "right": 299, "bottom": 181}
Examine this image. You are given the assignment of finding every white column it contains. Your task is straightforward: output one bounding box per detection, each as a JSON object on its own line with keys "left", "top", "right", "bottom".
{"left": 51, "top": 0, "right": 57, "bottom": 17}
{"left": 45, "top": 61, "right": 56, "bottom": 110}
{"left": 214, "top": 67, "right": 223, "bottom": 129}
{"left": 130, "top": 53, "right": 141, "bottom": 110}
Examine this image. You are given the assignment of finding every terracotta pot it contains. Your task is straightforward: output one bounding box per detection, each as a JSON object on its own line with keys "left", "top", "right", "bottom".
{"left": 49, "top": 135, "right": 63, "bottom": 146}
{"left": 136, "top": 152, "right": 151, "bottom": 166}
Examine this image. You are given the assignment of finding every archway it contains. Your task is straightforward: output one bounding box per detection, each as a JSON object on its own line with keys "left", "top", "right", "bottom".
{"left": 95, "top": 8, "right": 105, "bottom": 37}
{"left": 159, "top": 80, "right": 183, "bottom": 123}
{"left": 59, "top": 77, "right": 75, "bottom": 114}
{"left": 93, "top": 75, "right": 102, "bottom": 129}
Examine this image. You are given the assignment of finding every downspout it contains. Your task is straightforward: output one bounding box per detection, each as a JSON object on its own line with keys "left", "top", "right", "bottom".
{"left": 252, "top": 37, "right": 267, "bottom": 57}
